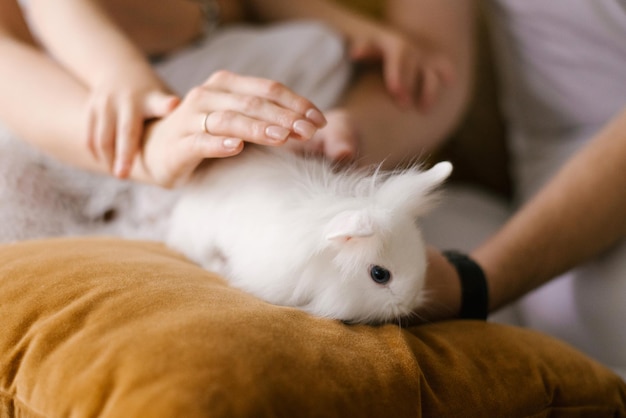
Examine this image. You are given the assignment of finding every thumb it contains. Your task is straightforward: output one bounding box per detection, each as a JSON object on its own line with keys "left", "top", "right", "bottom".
{"left": 143, "top": 92, "right": 181, "bottom": 118}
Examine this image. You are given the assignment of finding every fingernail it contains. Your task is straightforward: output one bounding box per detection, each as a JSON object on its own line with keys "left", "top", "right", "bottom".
{"left": 223, "top": 138, "right": 242, "bottom": 149}
{"left": 293, "top": 119, "right": 317, "bottom": 139}
{"left": 306, "top": 108, "right": 326, "bottom": 126}
{"left": 265, "top": 125, "right": 290, "bottom": 142}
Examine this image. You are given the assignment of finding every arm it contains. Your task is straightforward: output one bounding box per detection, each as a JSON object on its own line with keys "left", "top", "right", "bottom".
{"left": 27, "top": 0, "right": 180, "bottom": 177}
{"left": 27, "top": 0, "right": 156, "bottom": 90}
{"left": 244, "top": 0, "right": 474, "bottom": 112}
{"left": 0, "top": 0, "right": 327, "bottom": 188}
{"left": 238, "top": 0, "right": 475, "bottom": 170}
{"left": 420, "top": 109, "right": 626, "bottom": 320}
{"left": 474, "top": 109, "right": 626, "bottom": 312}
{"left": 0, "top": 0, "right": 95, "bottom": 168}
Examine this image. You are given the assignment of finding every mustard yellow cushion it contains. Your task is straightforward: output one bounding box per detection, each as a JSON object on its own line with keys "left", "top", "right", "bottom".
{"left": 1, "top": 238, "right": 625, "bottom": 417}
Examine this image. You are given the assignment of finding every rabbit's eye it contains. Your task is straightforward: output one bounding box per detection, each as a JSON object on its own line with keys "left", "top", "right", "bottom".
{"left": 369, "top": 265, "right": 392, "bottom": 285}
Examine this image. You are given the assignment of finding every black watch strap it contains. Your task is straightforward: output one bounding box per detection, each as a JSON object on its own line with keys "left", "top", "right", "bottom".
{"left": 442, "top": 250, "right": 489, "bottom": 320}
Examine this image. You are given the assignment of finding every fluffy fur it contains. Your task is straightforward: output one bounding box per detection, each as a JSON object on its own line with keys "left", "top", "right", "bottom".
{"left": 0, "top": 124, "right": 177, "bottom": 243}
{"left": 167, "top": 146, "right": 452, "bottom": 324}
{"left": 0, "top": 122, "right": 451, "bottom": 324}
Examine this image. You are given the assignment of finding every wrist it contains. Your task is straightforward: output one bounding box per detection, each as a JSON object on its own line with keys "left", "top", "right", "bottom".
{"left": 131, "top": 118, "right": 165, "bottom": 186}
{"left": 89, "top": 53, "right": 156, "bottom": 87}
{"left": 413, "top": 247, "right": 463, "bottom": 323}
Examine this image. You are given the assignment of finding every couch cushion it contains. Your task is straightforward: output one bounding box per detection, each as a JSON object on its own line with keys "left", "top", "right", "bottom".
{"left": 0, "top": 238, "right": 624, "bottom": 417}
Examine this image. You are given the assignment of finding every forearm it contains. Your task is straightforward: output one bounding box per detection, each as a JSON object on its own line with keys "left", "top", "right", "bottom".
{"left": 0, "top": 0, "right": 89, "bottom": 166}
{"left": 28, "top": 0, "right": 154, "bottom": 87}
{"left": 0, "top": 29, "right": 159, "bottom": 183}
{"left": 473, "top": 109, "right": 626, "bottom": 311}
{"left": 0, "top": 36, "right": 109, "bottom": 173}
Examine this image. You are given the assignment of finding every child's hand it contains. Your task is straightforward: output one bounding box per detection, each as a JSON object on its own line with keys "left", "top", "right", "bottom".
{"left": 138, "top": 70, "right": 328, "bottom": 188}
{"left": 85, "top": 68, "right": 179, "bottom": 179}
{"left": 284, "top": 109, "right": 358, "bottom": 165}
{"left": 344, "top": 19, "right": 455, "bottom": 111}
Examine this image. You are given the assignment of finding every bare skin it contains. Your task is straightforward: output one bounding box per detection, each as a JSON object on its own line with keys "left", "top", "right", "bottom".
{"left": 0, "top": 0, "right": 331, "bottom": 186}
{"left": 2, "top": 0, "right": 473, "bottom": 182}
{"left": 244, "top": 0, "right": 476, "bottom": 168}
{"left": 417, "top": 108, "right": 626, "bottom": 321}
{"left": 5, "top": 0, "right": 622, "bottom": 331}
{"left": 0, "top": 0, "right": 477, "bottom": 318}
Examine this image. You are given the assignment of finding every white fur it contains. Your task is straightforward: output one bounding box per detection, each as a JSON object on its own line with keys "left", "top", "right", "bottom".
{"left": 0, "top": 121, "right": 451, "bottom": 324}
{"left": 167, "top": 146, "right": 452, "bottom": 324}
{"left": 0, "top": 124, "right": 177, "bottom": 243}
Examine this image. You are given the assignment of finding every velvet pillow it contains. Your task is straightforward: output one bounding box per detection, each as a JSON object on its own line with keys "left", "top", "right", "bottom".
{"left": 1, "top": 238, "right": 625, "bottom": 417}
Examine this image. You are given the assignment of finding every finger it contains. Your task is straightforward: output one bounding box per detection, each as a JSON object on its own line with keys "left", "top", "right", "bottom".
{"left": 203, "top": 70, "right": 326, "bottom": 127}
{"left": 143, "top": 92, "right": 181, "bottom": 118}
{"left": 204, "top": 109, "right": 318, "bottom": 145}
{"left": 194, "top": 134, "right": 244, "bottom": 158}
{"left": 325, "top": 136, "right": 357, "bottom": 164}
{"left": 85, "top": 106, "right": 99, "bottom": 160}
{"left": 196, "top": 89, "right": 319, "bottom": 141}
{"left": 418, "top": 67, "right": 440, "bottom": 112}
{"left": 383, "top": 47, "right": 413, "bottom": 107}
{"left": 281, "top": 136, "right": 322, "bottom": 157}
{"left": 399, "top": 53, "right": 421, "bottom": 107}
{"left": 167, "top": 133, "right": 244, "bottom": 184}
{"left": 94, "top": 99, "right": 116, "bottom": 171}
{"left": 318, "top": 111, "right": 359, "bottom": 164}
{"left": 349, "top": 39, "right": 380, "bottom": 61}
{"left": 434, "top": 56, "right": 457, "bottom": 87}
{"left": 113, "top": 102, "right": 143, "bottom": 178}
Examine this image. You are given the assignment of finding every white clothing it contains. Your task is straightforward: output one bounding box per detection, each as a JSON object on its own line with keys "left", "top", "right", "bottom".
{"left": 423, "top": 0, "right": 626, "bottom": 379}
{"left": 15, "top": 0, "right": 350, "bottom": 110}
{"left": 154, "top": 21, "right": 351, "bottom": 111}
{"left": 486, "top": 0, "right": 626, "bottom": 200}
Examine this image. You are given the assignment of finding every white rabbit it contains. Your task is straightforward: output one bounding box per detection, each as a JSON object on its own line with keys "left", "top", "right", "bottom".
{"left": 166, "top": 146, "right": 452, "bottom": 324}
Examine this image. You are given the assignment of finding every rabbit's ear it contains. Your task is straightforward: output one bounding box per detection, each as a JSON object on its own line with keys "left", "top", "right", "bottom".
{"left": 325, "top": 210, "right": 375, "bottom": 243}
{"left": 376, "top": 161, "right": 452, "bottom": 218}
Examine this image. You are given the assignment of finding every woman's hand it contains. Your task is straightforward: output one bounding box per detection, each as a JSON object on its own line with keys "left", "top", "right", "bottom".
{"left": 345, "top": 18, "right": 454, "bottom": 111}
{"left": 137, "top": 70, "right": 328, "bottom": 187}
{"left": 85, "top": 63, "right": 180, "bottom": 179}
{"left": 408, "top": 247, "right": 462, "bottom": 324}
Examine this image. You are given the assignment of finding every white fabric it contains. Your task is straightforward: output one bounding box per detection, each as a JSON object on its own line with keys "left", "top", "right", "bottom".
{"left": 486, "top": 0, "right": 626, "bottom": 138}
{"left": 155, "top": 21, "right": 351, "bottom": 111}
{"left": 486, "top": 0, "right": 626, "bottom": 199}
{"left": 423, "top": 0, "right": 626, "bottom": 378}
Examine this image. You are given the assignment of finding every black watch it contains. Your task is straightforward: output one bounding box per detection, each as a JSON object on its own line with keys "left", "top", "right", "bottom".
{"left": 442, "top": 250, "right": 489, "bottom": 320}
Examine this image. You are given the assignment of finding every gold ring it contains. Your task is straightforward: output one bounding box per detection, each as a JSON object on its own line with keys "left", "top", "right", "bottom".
{"left": 202, "top": 112, "right": 211, "bottom": 135}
